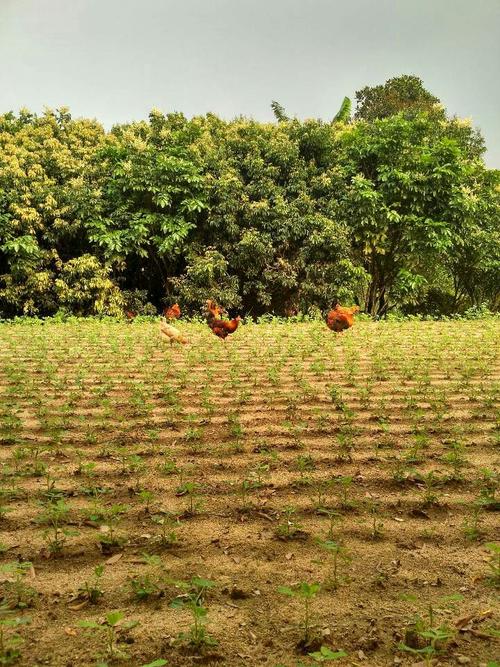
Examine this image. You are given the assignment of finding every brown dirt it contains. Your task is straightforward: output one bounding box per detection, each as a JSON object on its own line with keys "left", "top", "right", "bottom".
{"left": 0, "top": 319, "right": 498, "bottom": 667}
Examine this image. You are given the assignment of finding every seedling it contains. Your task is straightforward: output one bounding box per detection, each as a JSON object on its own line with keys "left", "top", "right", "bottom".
{"left": 278, "top": 582, "right": 321, "bottom": 647}
{"left": 97, "top": 504, "right": 128, "bottom": 551}
{"left": 76, "top": 565, "right": 105, "bottom": 605}
{"left": 462, "top": 504, "right": 483, "bottom": 541}
{"left": 315, "top": 540, "right": 351, "bottom": 590}
{"left": 170, "top": 577, "right": 217, "bottom": 650}
{"left": 150, "top": 512, "right": 179, "bottom": 548}
{"left": 398, "top": 600, "right": 456, "bottom": 666}
{"left": 335, "top": 477, "right": 355, "bottom": 510}
{"left": 176, "top": 481, "right": 203, "bottom": 516}
{"left": 37, "top": 499, "right": 77, "bottom": 556}
{"left": 0, "top": 610, "right": 31, "bottom": 665}
{"left": 484, "top": 542, "right": 500, "bottom": 588}
{"left": 0, "top": 562, "right": 36, "bottom": 609}
{"left": 309, "top": 646, "right": 348, "bottom": 662}
{"left": 317, "top": 509, "right": 341, "bottom": 541}
{"left": 276, "top": 506, "right": 304, "bottom": 540}
{"left": 79, "top": 611, "right": 138, "bottom": 661}
{"left": 130, "top": 554, "right": 165, "bottom": 601}
{"left": 367, "top": 500, "right": 384, "bottom": 540}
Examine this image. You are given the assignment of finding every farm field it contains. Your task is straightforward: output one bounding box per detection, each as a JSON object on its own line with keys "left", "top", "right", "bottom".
{"left": 0, "top": 319, "right": 498, "bottom": 667}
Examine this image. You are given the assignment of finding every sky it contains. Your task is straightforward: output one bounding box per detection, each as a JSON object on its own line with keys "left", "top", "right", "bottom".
{"left": 1, "top": 0, "right": 499, "bottom": 167}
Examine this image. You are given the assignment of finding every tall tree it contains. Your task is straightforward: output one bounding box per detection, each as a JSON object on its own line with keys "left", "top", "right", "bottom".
{"left": 354, "top": 75, "right": 440, "bottom": 121}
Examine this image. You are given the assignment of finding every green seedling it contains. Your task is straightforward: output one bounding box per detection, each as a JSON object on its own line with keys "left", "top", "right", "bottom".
{"left": 76, "top": 565, "right": 105, "bottom": 604}
{"left": 278, "top": 582, "right": 321, "bottom": 647}
{"left": 484, "top": 542, "right": 500, "bottom": 588}
{"left": 398, "top": 602, "right": 455, "bottom": 666}
{"left": 0, "top": 610, "right": 31, "bottom": 665}
{"left": 170, "top": 577, "right": 217, "bottom": 650}
{"left": 130, "top": 554, "right": 164, "bottom": 601}
{"left": 97, "top": 504, "right": 128, "bottom": 551}
{"left": 367, "top": 500, "right": 384, "bottom": 540}
{"left": 308, "top": 646, "right": 348, "bottom": 662}
{"left": 0, "top": 562, "right": 36, "bottom": 611}
{"left": 150, "top": 512, "right": 179, "bottom": 548}
{"left": 462, "top": 504, "right": 483, "bottom": 541}
{"left": 37, "top": 499, "right": 77, "bottom": 555}
{"left": 335, "top": 477, "right": 355, "bottom": 510}
{"left": 276, "top": 506, "right": 304, "bottom": 540}
{"left": 79, "top": 611, "right": 138, "bottom": 661}
{"left": 315, "top": 540, "right": 351, "bottom": 590}
{"left": 317, "top": 509, "right": 341, "bottom": 541}
{"left": 137, "top": 489, "right": 155, "bottom": 513}
{"left": 176, "top": 481, "right": 203, "bottom": 516}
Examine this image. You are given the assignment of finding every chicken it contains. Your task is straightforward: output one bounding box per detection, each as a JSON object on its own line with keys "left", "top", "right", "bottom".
{"left": 164, "top": 303, "right": 181, "bottom": 320}
{"left": 159, "top": 318, "right": 188, "bottom": 345}
{"left": 205, "top": 300, "right": 241, "bottom": 340}
{"left": 326, "top": 304, "right": 360, "bottom": 332}
{"left": 208, "top": 316, "right": 242, "bottom": 340}
{"left": 205, "top": 299, "right": 223, "bottom": 322}
{"left": 125, "top": 310, "right": 136, "bottom": 321}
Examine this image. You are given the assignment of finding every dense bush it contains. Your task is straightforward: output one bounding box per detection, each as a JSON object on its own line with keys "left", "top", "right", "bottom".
{"left": 1, "top": 77, "right": 498, "bottom": 318}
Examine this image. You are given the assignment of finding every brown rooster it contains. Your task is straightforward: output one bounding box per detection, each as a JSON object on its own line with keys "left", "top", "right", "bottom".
{"left": 125, "top": 310, "right": 136, "bottom": 321}
{"left": 326, "top": 304, "right": 360, "bottom": 332}
{"left": 205, "top": 300, "right": 241, "bottom": 340}
{"left": 164, "top": 303, "right": 181, "bottom": 320}
{"left": 205, "top": 299, "right": 223, "bottom": 322}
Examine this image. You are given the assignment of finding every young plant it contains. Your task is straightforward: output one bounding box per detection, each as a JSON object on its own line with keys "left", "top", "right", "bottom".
{"left": 367, "top": 500, "right": 384, "bottom": 540}
{"left": 484, "top": 543, "right": 500, "bottom": 588}
{"left": 150, "top": 512, "right": 179, "bottom": 548}
{"left": 75, "top": 565, "right": 105, "bottom": 605}
{"left": 170, "top": 577, "right": 217, "bottom": 650}
{"left": 308, "top": 646, "right": 348, "bottom": 662}
{"left": 79, "top": 611, "right": 138, "bottom": 662}
{"left": 130, "top": 554, "right": 164, "bottom": 601}
{"left": 278, "top": 582, "right": 321, "bottom": 648}
{"left": 37, "top": 499, "right": 77, "bottom": 556}
{"left": 176, "top": 481, "right": 203, "bottom": 517}
{"left": 315, "top": 540, "right": 351, "bottom": 590}
{"left": 0, "top": 611, "right": 31, "bottom": 666}
{"left": 276, "top": 506, "right": 305, "bottom": 540}
{"left": 0, "top": 563, "right": 36, "bottom": 610}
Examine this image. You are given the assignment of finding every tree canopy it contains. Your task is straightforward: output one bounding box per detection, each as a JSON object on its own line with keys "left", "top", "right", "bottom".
{"left": 1, "top": 77, "right": 498, "bottom": 318}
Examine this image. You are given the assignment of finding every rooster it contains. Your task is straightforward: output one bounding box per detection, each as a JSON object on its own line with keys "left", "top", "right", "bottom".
{"left": 125, "top": 310, "right": 136, "bottom": 322}
{"left": 326, "top": 304, "right": 360, "bottom": 332}
{"left": 205, "top": 300, "right": 241, "bottom": 340}
{"left": 205, "top": 299, "right": 223, "bottom": 322}
{"left": 164, "top": 303, "right": 181, "bottom": 320}
{"left": 159, "top": 319, "right": 188, "bottom": 345}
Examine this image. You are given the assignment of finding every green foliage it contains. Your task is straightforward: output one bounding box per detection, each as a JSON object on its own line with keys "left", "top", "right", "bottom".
{"left": 354, "top": 74, "right": 441, "bottom": 121}
{"left": 332, "top": 97, "right": 352, "bottom": 124}
{"left": 1, "top": 81, "right": 498, "bottom": 318}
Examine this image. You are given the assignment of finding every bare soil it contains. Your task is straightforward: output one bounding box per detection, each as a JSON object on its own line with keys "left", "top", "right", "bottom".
{"left": 0, "top": 319, "right": 498, "bottom": 667}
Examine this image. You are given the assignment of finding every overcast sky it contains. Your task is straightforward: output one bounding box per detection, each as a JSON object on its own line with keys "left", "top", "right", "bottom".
{"left": 1, "top": 0, "right": 499, "bottom": 167}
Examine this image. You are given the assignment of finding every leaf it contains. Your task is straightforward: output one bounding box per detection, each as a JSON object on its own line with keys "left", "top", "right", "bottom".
{"left": 333, "top": 97, "right": 352, "bottom": 123}
{"left": 105, "top": 611, "right": 124, "bottom": 626}
{"left": 309, "top": 645, "right": 348, "bottom": 661}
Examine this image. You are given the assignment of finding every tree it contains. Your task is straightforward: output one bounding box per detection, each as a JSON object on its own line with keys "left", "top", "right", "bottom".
{"left": 0, "top": 108, "right": 107, "bottom": 316}
{"left": 338, "top": 111, "right": 500, "bottom": 315}
{"left": 85, "top": 110, "right": 207, "bottom": 306}
{"left": 354, "top": 75, "right": 440, "bottom": 121}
